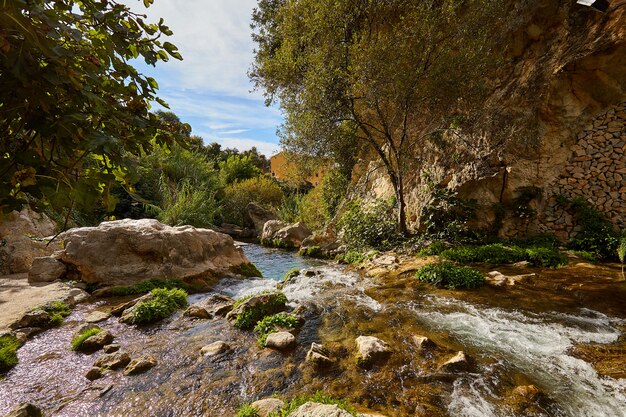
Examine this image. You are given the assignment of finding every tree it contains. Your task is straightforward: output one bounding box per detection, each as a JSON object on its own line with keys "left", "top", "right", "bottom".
{"left": 251, "top": 0, "right": 503, "bottom": 234}
{"left": 0, "top": 0, "right": 183, "bottom": 214}
{"left": 218, "top": 154, "right": 261, "bottom": 185}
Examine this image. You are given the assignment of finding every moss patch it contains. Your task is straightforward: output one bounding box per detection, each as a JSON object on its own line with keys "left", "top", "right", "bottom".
{"left": 298, "top": 246, "right": 323, "bottom": 258}
{"left": 36, "top": 301, "right": 72, "bottom": 327}
{"left": 104, "top": 278, "right": 187, "bottom": 296}
{"left": 70, "top": 327, "right": 103, "bottom": 351}
{"left": 0, "top": 335, "right": 21, "bottom": 374}
{"left": 230, "top": 262, "right": 263, "bottom": 278}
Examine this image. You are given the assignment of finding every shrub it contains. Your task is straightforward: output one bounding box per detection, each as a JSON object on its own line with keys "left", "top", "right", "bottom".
{"left": 71, "top": 327, "right": 103, "bottom": 351}
{"left": 510, "top": 234, "right": 560, "bottom": 249}
{"left": 106, "top": 278, "right": 187, "bottom": 296}
{"left": 420, "top": 186, "right": 477, "bottom": 241}
{"left": 129, "top": 288, "right": 188, "bottom": 324}
{"left": 297, "top": 186, "right": 326, "bottom": 231}
{"left": 572, "top": 250, "right": 598, "bottom": 262}
{"left": 235, "top": 404, "right": 259, "bottom": 417}
{"left": 336, "top": 249, "right": 377, "bottom": 265}
{"left": 439, "top": 244, "right": 567, "bottom": 268}
{"left": 320, "top": 167, "right": 349, "bottom": 220}
{"left": 416, "top": 263, "right": 484, "bottom": 289}
{"left": 157, "top": 179, "right": 220, "bottom": 228}
{"left": 269, "top": 392, "right": 357, "bottom": 417}
{"left": 560, "top": 197, "right": 619, "bottom": 259}
{"left": 416, "top": 241, "right": 447, "bottom": 257}
{"left": 338, "top": 199, "right": 400, "bottom": 250}
{"left": 232, "top": 291, "right": 288, "bottom": 329}
{"left": 222, "top": 176, "right": 284, "bottom": 226}
{"left": 0, "top": 335, "right": 20, "bottom": 374}
{"left": 254, "top": 312, "right": 299, "bottom": 347}
{"left": 219, "top": 154, "right": 261, "bottom": 185}
{"left": 525, "top": 246, "right": 568, "bottom": 268}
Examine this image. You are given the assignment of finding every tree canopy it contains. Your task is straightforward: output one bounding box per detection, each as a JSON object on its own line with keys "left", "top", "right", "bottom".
{"left": 0, "top": 0, "right": 183, "bottom": 214}
{"left": 251, "top": 0, "right": 504, "bottom": 233}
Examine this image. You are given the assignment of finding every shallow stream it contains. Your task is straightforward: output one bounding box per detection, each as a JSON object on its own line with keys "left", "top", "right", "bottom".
{"left": 0, "top": 245, "right": 624, "bottom": 416}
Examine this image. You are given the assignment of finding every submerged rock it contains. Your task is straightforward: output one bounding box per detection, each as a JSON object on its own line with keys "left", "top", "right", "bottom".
{"left": 437, "top": 351, "right": 469, "bottom": 373}
{"left": 123, "top": 355, "right": 157, "bottom": 376}
{"left": 55, "top": 219, "right": 251, "bottom": 287}
{"left": 3, "top": 403, "right": 43, "bottom": 417}
{"left": 251, "top": 398, "right": 285, "bottom": 416}
{"left": 355, "top": 336, "right": 391, "bottom": 368}
{"left": 412, "top": 335, "right": 436, "bottom": 350}
{"left": 199, "top": 294, "right": 235, "bottom": 317}
{"left": 85, "top": 311, "right": 111, "bottom": 323}
{"left": 287, "top": 402, "right": 353, "bottom": 417}
{"left": 200, "top": 341, "right": 231, "bottom": 357}
{"left": 265, "top": 331, "right": 296, "bottom": 350}
{"left": 85, "top": 367, "right": 103, "bottom": 381}
{"left": 103, "top": 344, "right": 120, "bottom": 354}
{"left": 306, "top": 343, "right": 333, "bottom": 367}
{"left": 94, "top": 351, "right": 131, "bottom": 370}
{"left": 79, "top": 330, "right": 114, "bottom": 352}
{"left": 183, "top": 305, "right": 211, "bottom": 319}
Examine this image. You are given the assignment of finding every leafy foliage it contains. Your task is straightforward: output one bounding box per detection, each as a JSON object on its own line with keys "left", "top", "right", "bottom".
{"left": 560, "top": 197, "right": 619, "bottom": 259}
{"left": 232, "top": 291, "right": 288, "bottom": 329}
{"left": 338, "top": 199, "right": 400, "bottom": 250}
{"left": 223, "top": 176, "right": 284, "bottom": 226}
{"left": 129, "top": 288, "right": 188, "bottom": 325}
{"left": 0, "top": 335, "right": 21, "bottom": 374}
{"left": 0, "top": 0, "right": 182, "bottom": 214}
{"left": 41, "top": 301, "right": 72, "bottom": 327}
{"left": 70, "top": 327, "right": 103, "bottom": 351}
{"left": 618, "top": 237, "right": 626, "bottom": 264}
{"left": 416, "top": 263, "right": 484, "bottom": 289}
{"left": 235, "top": 404, "right": 259, "bottom": 417}
{"left": 219, "top": 155, "right": 262, "bottom": 185}
{"left": 420, "top": 187, "right": 477, "bottom": 241}
{"left": 157, "top": 179, "right": 220, "bottom": 228}
{"left": 254, "top": 312, "right": 299, "bottom": 347}
{"left": 416, "top": 241, "right": 448, "bottom": 257}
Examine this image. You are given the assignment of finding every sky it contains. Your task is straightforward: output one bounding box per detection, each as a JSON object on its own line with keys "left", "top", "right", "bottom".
{"left": 127, "top": 0, "right": 282, "bottom": 157}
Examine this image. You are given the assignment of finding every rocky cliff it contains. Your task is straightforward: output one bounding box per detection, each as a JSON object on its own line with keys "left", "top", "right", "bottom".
{"left": 355, "top": 1, "right": 626, "bottom": 237}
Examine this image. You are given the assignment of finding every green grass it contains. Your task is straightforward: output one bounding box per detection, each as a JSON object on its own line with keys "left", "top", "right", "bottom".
{"left": 0, "top": 335, "right": 20, "bottom": 374}
{"left": 128, "top": 288, "right": 188, "bottom": 324}
{"left": 336, "top": 249, "right": 378, "bottom": 264}
{"left": 70, "top": 327, "right": 103, "bottom": 351}
{"left": 254, "top": 312, "right": 299, "bottom": 347}
{"left": 416, "top": 263, "right": 484, "bottom": 289}
{"left": 268, "top": 392, "right": 357, "bottom": 417}
{"left": 439, "top": 243, "right": 567, "bottom": 268}
{"left": 35, "top": 301, "right": 72, "bottom": 327}
{"left": 235, "top": 404, "right": 259, "bottom": 417}
{"left": 232, "top": 291, "right": 288, "bottom": 329}
{"left": 572, "top": 250, "right": 598, "bottom": 262}
{"left": 106, "top": 278, "right": 187, "bottom": 296}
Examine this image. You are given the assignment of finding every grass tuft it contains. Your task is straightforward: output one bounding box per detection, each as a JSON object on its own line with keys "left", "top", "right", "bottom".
{"left": 70, "top": 327, "right": 103, "bottom": 351}
{"left": 416, "top": 263, "right": 484, "bottom": 289}
{"left": 0, "top": 335, "right": 21, "bottom": 374}
{"left": 268, "top": 392, "right": 357, "bottom": 417}
{"left": 128, "top": 288, "right": 188, "bottom": 324}
{"left": 235, "top": 404, "right": 259, "bottom": 417}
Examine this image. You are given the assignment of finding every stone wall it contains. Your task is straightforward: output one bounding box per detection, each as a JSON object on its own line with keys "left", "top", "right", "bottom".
{"left": 539, "top": 102, "right": 626, "bottom": 239}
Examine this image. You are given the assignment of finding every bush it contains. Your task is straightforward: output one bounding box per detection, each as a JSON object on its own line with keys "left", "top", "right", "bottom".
{"left": 232, "top": 290, "right": 288, "bottom": 329}
{"left": 439, "top": 244, "right": 567, "bottom": 268}
{"left": 336, "top": 249, "right": 377, "bottom": 264}
{"left": 420, "top": 186, "right": 477, "bottom": 241}
{"left": 572, "top": 250, "right": 598, "bottom": 262}
{"left": 338, "top": 199, "right": 400, "bottom": 250}
{"left": 560, "top": 197, "right": 619, "bottom": 259}
{"left": 297, "top": 186, "right": 326, "bottom": 231}
{"left": 70, "top": 327, "right": 103, "bottom": 351}
{"left": 320, "top": 168, "right": 349, "bottom": 220}
{"left": 416, "top": 241, "right": 447, "bottom": 257}
{"left": 235, "top": 404, "right": 259, "bottom": 417}
{"left": 129, "top": 288, "right": 188, "bottom": 324}
{"left": 219, "top": 154, "right": 261, "bottom": 184}
{"left": 416, "top": 263, "right": 484, "bottom": 289}
{"left": 269, "top": 392, "right": 357, "bottom": 417}
{"left": 106, "top": 278, "right": 186, "bottom": 296}
{"left": 254, "top": 312, "right": 299, "bottom": 347}
{"left": 222, "top": 176, "right": 284, "bottom": 226}
{"left": 0, "top": 335, "right": 20, "bottom": 374}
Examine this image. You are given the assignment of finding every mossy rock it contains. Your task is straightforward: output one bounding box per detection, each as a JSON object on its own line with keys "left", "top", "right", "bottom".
{"left": 226, "top": 290, "right": 288, "bottom": 329}
{"left": 230, "top": 262, "right": 263, "bottom": 278}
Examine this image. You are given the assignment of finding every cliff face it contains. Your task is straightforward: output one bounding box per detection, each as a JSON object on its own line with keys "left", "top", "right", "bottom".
{"left": 355, "top": 1, "right": 626, "bottom": 237}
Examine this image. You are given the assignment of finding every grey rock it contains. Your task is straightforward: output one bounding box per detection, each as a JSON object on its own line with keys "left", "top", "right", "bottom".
{"left": 355, "top": 336, "right": 391, "bottom": 367}
{"left": 287, "top": 402, "right": 353, "bottom": 417}
{"left": 28, "top": 256, "right": 66, "bottom": 283}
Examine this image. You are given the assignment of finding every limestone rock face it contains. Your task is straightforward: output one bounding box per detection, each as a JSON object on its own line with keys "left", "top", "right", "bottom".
{"left": 244, "top": 203, "right": 277, "bottom": 235}
{"left": 355, "top": 335, "right": 391, "bottom": 367}
{"left": 56, "top": 219, "right": 250, "bottom": 287}
{"left": 0, "top": 208, "right": 61, "bottom": 275}
{"left": 264, "top": 331, "right": 296, "bottom": 350}
{"left": 28, "top": 257, "right": 67, "bottom": 283}
{"left": 261, "top": 220, "right": 287, "bottom": 241}
{"left": 251, "top": 398, "right": 285, "bottom": 417}
{"left": 287, "top": 402, "right": 353, "bottom": 417}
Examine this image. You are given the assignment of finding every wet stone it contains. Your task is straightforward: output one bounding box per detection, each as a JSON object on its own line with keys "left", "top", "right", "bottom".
{"left": 265, "top": 331, "right": 296, "bottom": 350}
{"left": 200, "top": 341, "right": 231, "bottom": 357}
{"left": 124, "top": 355, "right": 157, "bottom": 376}
{"left": 183, "top": 305, "right": 212, "bottom": 319}
{"left": 251, "top": 398, "right": 285, "bottom": 417}
{"left": 86, "top": 367, "right": 103, "bottom": 381}
{"left": 355, "top": 335, "right": 391, "bottom": 368}
{"left": 306, "top": 342, "right": 333, "bottom": 367}
{"left": 3, "top": 403, "right": 43, "bottom": 417}
{"left": 79, "top": 330, "right": 114, "bottom": 352}
{"left": 103, "top": 344, "right": 120, "bottom": 353}
{"left": 85, "top": 311, "right": 111, "bottom": 323}
{"left": 94, "top": 351, "right": 131, "bottom": 370}
{"left": 437, "top": 351, "right": 469, "bottom": 373}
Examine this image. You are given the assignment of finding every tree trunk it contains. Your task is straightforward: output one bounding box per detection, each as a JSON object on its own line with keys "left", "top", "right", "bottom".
{"left": 392, "top": 173, "right": 409, "bottom": 236}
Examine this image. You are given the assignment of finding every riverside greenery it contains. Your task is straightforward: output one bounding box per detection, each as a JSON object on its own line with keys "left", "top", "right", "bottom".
{"left": 231, "top": 291, "right": 288, "bottom": 329}
{"left": 0, "top": 335, "right": 20, "bottom": 374}
{"left": 416, "top": 263, "right": 485, "bottom": 289}
{"left": 254, "top": 312, "right": 299, "bottom": 348}
{"left": 128, "top": 288, "right": 188, "bottom": 324}
{"left": 70, "top": 327, "right": 103, "bottom": 351}
{"left": 439, "top": 243, "right": 568, "bottom": 268}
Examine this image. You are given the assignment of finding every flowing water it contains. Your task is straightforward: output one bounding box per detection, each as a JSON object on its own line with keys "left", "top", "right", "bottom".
{"left": 0, "top": 245, "right": 624, "bottom": 416}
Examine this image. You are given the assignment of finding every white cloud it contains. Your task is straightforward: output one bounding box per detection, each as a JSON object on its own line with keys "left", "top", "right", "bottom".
{"left": 127, "top": 0, "right": 260, "bottom": 97}
{"left": 202, "top": 135, "right": 281, "bottom": 157}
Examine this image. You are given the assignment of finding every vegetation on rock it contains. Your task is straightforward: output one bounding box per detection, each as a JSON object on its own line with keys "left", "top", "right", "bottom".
{"left": 40, "top": 301, "right": 72, "bottom": 327}
{"left": 230, "top": 263, "right": 263, "bottom": 278}
{"left": 231, "top": 291, "right": 288, "bottom": 329}
{"left": 439, "top": 244, "right": 567, "bottom": 268}
{"left": 0, "top": 335, "right": 21, "bottom": 374}
{"left": 416, "top": 263, "right": 484, "bottom": 289}
{"left": 235, "top": 404, "right": 259, "bottom": 417}
{"left": 105, "top": 279, "right": 187, "bottom": 296}
{"left": 70, "top": 327, "right": 103, "bottom": 351}
{"left": 267, "top": 392, "right": 357, "bottom": 417}
{"left": 127, "top": 288, "right": 188, "bottom": 325}
{"left": 254, "top": 312, "right": 299, "bottom": 348}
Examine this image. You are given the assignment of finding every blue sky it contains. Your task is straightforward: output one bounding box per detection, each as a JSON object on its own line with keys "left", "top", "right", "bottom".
{"left": 127, "top": 0, "right": 282, "bottom": 157}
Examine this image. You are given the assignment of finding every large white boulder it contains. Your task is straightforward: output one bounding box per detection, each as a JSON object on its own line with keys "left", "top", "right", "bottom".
{"left": 56, "top": 219, "right": 253, "bottom": 287}
{"left": 287, "top": 402, "right": 353, "bottom": 417}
